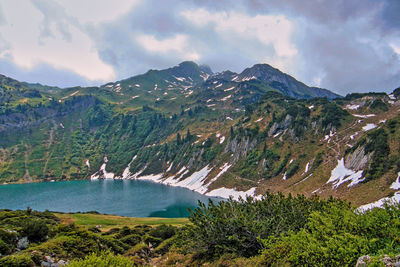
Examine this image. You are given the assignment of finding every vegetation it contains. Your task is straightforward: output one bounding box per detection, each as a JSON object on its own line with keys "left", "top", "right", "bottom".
{"left": 2, "top": 192, "right": 400, "bottom": 266}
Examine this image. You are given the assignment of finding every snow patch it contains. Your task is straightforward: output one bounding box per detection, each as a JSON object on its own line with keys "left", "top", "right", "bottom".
{"left": 241, "top": 76, "right": 257, "bottom": 82}
{"left": 85, "top": 159, "right": 90, "bottom": 168}
{"left": 163, "top": 166, "right": 213, "bottom": 194}
{"left": 308, "top": 105, "right": 314, "bottom": 110}
{"left": 224, "top": 86, "right": 235, "bottom": 92}
{"left": 122, "top": 155, "right": 137, "bottom": 179}
{"left": 221, "top": 95, "right": 232, "bottom": 101}
{"left": 273, "top": 132, "right": 281, "bottom": 138}
{"left": 206, "top": 163, "right": 231, "bottom": 187}
{"left": 206, "top": 187, "right": 256, "bottom": 200}
{"left": 200, "top": 73, "right": 209, "bottom": 81}
{"left": 389, "top": 94, "right": 396, "bottom": 100}
{"left": 353, "top": 114, "right": 376, "bottom": 118}
{"left": 327, "top": 158, "right": 364, "bottom": 188}
{"left": 324, "top": 130, "right": 334, "bottom": 141}
{"left": 362, "top": 123, "right": 377, "bottom": 131}
{"left": 226, "top": 116, "right": 233, "bottom": 121}
{"left": 304, "top": 162, "right": 310, "bottom": 174}
{"left": 345, "top": 104, "right": 360, "bottom": 110}
{"left": 358, "top": 192, "right": 400, "bottom": 212}
{"left": 131, "top": 95, "right": 139, "bottom": 100}
{"left": 350, "top": 132, "right": 359, "bottom": 140}
{"left": 312, "top": 188, "right": 320, "bottom": 194}
{"left": 59, "top": 123, "right": 64, "bottom": 129}
{"left": 137, "top": 173, "right": 163, "bottom": 182}
{"left": 91, "top": 157, "right": 115, "bottom": 180}
{"left": 166, "top": 162, "right": 174, "bottom": 172}
{"left": 219, "top": 136, "right": 225, "bottom": 144}
{"left": 390, "top": 172, "right": 400, "bottom": 190}
{"left": 176, "top": 166, "right": 187, "bottom": 176}
{"left": 255, "top": 117, "right": 263, "bottom": 122}
{"left": 173, "top": 76, "right": 185, "bottom": 82}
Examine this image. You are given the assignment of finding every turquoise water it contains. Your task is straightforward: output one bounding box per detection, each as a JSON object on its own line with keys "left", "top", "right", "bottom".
{"left": 0, "top": 180, "right": 219, "bottom": 217}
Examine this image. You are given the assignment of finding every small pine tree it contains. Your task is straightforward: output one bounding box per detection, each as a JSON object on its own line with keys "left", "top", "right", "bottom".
{"left": 186, "top": 129, "right": 192, "bottom": 142}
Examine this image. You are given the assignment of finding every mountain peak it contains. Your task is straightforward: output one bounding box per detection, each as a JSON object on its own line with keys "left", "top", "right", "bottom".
{"left": 238, "top": 63, "right": 340, "bottom": 99}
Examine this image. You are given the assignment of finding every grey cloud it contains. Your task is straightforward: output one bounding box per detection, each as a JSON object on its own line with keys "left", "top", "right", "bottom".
{"left": 298, "top": 23, "right": 400, "bottom": 94}
{"left": 0, "top": 58, "right": 97, "bottom": 88}
{"left": 0, "top": 3, "right": 6, "bottom": 26}
{"left": 31, "top": 0, "right": 75, "bottom": 42}
{"left": 2, "top": 0, "right": 400, "bottom": 94}
{"left": 237, "top": 0, "right": 400, "bottom": 93}
{"left": 378, "top": 0, "right": 400, "bottom": 33}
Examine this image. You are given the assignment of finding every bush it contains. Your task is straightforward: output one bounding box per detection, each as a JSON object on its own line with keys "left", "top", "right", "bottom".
{"left": 181, "top": 193, "right": 340, "bottom": 258}
{"left": 0, "top": 254, "right": 34, "bottom": 267}
{"left": 149, "top": 224, "right": 176, "bottom": 240}
{"left": 21, "top": 219, "right": 49, "bottom": 243}
{"left": 0, "top": 237, "right": 9, "bottom": 255}
{"left": 69, "top": 251, "right": 135, "bottom": 267}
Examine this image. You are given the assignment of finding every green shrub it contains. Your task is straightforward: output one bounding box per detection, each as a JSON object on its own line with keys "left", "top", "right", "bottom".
{"left": 69, "top": 251, "right": 135, "bottom": 267}
{"left": 149, "top": 224, "right": 176, "bottom": 240}
{"left": 181, "top": 193, "right": 339, "bottom": 259}
{"left": 120, "top": 234, "right": 141, "bottom": 246}
{"left": 0, "top": 254, "right": 34, "bottom": 267}
{"left": 0, "top": 237, "right": 10, "bottom": 255}
{"left": 21, "top": 219, "right": 49, "bottom": 243}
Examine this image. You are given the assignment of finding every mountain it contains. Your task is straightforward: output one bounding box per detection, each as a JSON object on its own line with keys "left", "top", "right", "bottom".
{"left": 0, "top": 62, "right": 399, "bottom": 209}
{"left": 235, "top": 63, "right": 339, "bottom": 99}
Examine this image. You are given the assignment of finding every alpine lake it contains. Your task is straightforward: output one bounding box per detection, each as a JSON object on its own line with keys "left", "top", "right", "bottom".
{"left": 0, "top": 179, "right": 220, "bottom": 217}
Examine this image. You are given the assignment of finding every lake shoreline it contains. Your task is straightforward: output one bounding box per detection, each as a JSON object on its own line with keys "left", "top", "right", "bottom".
{"left": 0, "top": 179, "right": 217, "bottom": 217}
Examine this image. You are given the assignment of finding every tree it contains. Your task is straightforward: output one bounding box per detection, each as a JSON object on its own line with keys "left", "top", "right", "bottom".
{"left": 176, "top": 133, "right": 181, "bottom": 145}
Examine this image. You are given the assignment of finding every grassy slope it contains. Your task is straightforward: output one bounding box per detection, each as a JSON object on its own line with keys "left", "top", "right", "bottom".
{"left": 54, "top": 212, "right": 188, "bottom": 231}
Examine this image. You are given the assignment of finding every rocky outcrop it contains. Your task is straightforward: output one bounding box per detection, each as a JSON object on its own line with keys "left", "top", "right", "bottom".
{"left": 268, "top": 114, "right": 292, "bottom": 137}
{"left": 345, "top": 146, "right": 373, "bottom": 171}
{"left": 225, "top": 136, "right": 258, "bottom": 162}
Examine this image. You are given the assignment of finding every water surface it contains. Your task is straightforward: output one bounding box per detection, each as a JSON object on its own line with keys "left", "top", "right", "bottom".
{"left": 0, "top": 180, "right": 218, "bottom": 217}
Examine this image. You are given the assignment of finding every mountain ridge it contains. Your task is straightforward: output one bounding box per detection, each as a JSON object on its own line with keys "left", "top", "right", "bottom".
{"left": 0, "top": 62, "right": 400, "bottom": 209}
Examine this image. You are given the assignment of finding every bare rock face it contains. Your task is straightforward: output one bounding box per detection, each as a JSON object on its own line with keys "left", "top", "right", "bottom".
{"left": 344, "top": 146, "right": 373, "bottom": 171}
{"left": 268, "top": 114, "right": 292, "bottom": 137}
{"left": 225, "top": 136, "right": 258, "bottom": 163}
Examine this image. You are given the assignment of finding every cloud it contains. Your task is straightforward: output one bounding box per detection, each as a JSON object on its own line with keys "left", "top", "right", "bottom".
{"left": 136, "top": 33, "right": 200, "bottom": 61}
{"left": 0, "top": 0, "right": 141, "bottom": 84}
{"left": 0, "top": 0, "right": 399, "bottom": 94}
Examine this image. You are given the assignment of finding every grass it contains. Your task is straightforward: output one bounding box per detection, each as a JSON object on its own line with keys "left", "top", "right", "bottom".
{"left": 54, "top": 212, "right": 189, "bottom": 231}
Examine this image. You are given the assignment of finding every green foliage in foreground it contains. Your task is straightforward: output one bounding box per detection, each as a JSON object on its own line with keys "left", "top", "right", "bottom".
{"left": 2, "top": 195, "right": 400, "bottom": 266}
{"left": 69, "top": 251, "right": 136, "bottom": 267}
{"left": 180, "top": 193, "right": 335, "bottom": 258}
{"left": 171, "top": 194, "right": 400, "bottom": 266}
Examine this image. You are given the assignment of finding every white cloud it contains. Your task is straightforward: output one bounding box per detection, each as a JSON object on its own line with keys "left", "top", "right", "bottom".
{"left": 52, "top": 0, "right": 140, "bottom": 25}
{"left": 136, "top": 34, "right": 200, "bottom": 61}
{"left": 0, "top": 0, "right": 140, "bottom": 82}
{"left": 181, "top": 9, "right": 297, "bottom": 57}
{"left": 391, "top": 43, "right": 400, "bottom": 54}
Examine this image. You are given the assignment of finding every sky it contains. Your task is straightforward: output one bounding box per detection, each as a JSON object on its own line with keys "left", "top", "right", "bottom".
{"left": 0, "top": 0, "right": 399, "bottom": 95}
